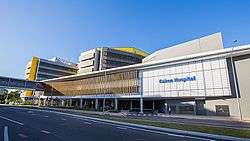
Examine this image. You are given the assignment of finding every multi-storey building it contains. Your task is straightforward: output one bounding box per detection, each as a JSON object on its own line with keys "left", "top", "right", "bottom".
{"left": 23, "top": 57, "right": 78, "bottom": 97}
{"left": 78, "top": 47, "right": 149, "bottom": 74}
{"left": 37, "top": 33, "right": 250, "bottom": 121}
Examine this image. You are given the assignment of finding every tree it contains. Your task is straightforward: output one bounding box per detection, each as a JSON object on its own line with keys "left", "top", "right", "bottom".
{"left": 0, "top": 88, "right": 8, "bottom": 104}
{"left": 6, "top": 90, "right": 22, "bottom": 104}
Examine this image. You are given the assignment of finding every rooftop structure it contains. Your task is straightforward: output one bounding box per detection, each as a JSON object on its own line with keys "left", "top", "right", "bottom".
{"left": 78, "top": 47, "right": 149, "bottom": 74}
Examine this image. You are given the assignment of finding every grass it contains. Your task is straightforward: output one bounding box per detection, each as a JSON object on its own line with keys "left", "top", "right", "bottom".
{"left": 87, "top": 115, "right": 250, "bottom": 139}
{"left": 6, "top": 105, "right": 250, "bottom": 139}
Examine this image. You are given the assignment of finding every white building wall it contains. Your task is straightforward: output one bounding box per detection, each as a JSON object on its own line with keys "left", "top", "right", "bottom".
{"left": 78, "top": 49, "right": 99, "bottom": 74}
{"left": 143, "top": 32, "right": 223, "bottom": 63}
{"left": 142, "top": 57, "right": 231, "bottom": 98}
{"left": 205, "top": 99, "right": 240, "bottom": 119}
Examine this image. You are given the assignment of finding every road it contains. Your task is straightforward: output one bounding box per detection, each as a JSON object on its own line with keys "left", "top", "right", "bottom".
{"left": 0, "top": 106, "right": 214, "bottom": 141}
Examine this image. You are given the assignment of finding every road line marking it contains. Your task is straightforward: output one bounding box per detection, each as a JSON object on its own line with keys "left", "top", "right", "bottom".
{"left": 61, "top": 118, "right": 66, "bottom": 121}
{"left": 84, "top": 122, "right": 92, "bottom": 125}
{"left": 167, "top": 133, "right": 185, "bottom": 137}
{"left": 4, "top": 126, "right": 9, "bottom": 141}
{"left": 116, "top": 126, "right": 127, "bottom": 130}
{"left": 41, "top": 130, "right": 50, "bottom": 134}
{"left": 18, "top": 133, "right": 28, "bottom": 138}
{"left": 44, "top": 115, "right": 49, "bottom": 118}
{"left": 0, "top": 115, "right": 24, "bottom": 126}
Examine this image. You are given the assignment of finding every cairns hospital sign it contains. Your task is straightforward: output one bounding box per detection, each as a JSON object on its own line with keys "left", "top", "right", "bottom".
{"left": 159, "top": 76, "right": 196, "bottom": 83}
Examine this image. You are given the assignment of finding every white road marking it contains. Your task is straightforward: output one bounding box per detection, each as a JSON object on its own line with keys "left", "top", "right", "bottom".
{"left": 116, "top": 126, "right": 127, "bottom": 130}
{"left": 27, "top": 111, "right": 34, "bottom": 113}
{"left": 61, "top": 118, "right": 66, "bottom": 121}
{"left": 18, "top": 133, "right": 28, "bottom": 138}
{"left": 4, "top": 126, "right": 9, "bottom": 141}
{"left": 41, "top": 130, "right": 50, "bottom": 134}
{"left": 44, "top": 115, "right": 49, "bottom": 118}
{"left": 84, "top": 122, "right": 92, "bottom": 125}
{"left": 0, "top": 115, "right": 24, "bottom": 126}
{"left": 167, "top": 133, "right": 186, "bottom": 138}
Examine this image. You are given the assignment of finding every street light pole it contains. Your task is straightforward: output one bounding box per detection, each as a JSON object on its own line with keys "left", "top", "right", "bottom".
{"left": 231, "top": 40, "right": 243, "bottom": 121}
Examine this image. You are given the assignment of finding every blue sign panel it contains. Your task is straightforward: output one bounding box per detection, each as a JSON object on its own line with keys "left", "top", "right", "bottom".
{"left": 159, "top": 76, "right": 196, "bottom": 83}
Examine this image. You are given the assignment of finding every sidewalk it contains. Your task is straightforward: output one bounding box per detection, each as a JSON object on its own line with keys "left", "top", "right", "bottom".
{"left": 38, "top": 106, "right": 250, "bottom": 130}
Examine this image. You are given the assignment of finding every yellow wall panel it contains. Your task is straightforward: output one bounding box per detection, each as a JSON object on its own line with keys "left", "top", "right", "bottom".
{"left": 28, "top": 56, "right": 39, "bottom": 81}
{"left": 113, "top": 47, "right": 149, "bottom": 57}
{"left": 24, "top": 56, "right": 39, "bottom": 97}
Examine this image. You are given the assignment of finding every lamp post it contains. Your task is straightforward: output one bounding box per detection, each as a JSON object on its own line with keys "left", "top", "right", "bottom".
{"left": 231, "top": 40, "right": 243, "bottom": 121}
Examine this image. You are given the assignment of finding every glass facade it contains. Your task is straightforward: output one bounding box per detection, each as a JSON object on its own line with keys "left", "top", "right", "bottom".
{"left": 44, "top": 70, "right": 139, "bottom": 96}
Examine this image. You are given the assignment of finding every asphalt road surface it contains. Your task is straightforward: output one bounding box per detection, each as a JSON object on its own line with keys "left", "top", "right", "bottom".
{"left": 0, "top": 106, "right": 214, "bottom": 141}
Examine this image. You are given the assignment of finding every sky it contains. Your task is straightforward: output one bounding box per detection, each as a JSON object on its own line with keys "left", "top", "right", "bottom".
{"left": 0, "top": 0, "right": 250, "bottom": 79}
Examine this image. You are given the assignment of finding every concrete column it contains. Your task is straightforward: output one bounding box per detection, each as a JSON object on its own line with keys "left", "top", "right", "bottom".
{"left": 50, "top": 99, "right": 54, "bottom": 106}
{"left": 69, "top": 99, "right": 72, "bottom": 107}
{"left": 80, "top": 99, "right": 83, "bottom": 109}
{"left": 75, "top": 101, "right": 78, "bottom": 107}
{"left": 195, "top": 100, "right": 206, "bottom": 115}
{"left": 130, "top": 100, "right": 133, "bottom": 110}
{"left": 65, "top": 100, "right": 68, "bottom": 107}
{"left": 38, "top": 98, "right": 41, "bottom": 107}
{"left": 83, "top": 99, "right": 86, "bottom": 108}
{"left": 61, "top": 100, "right": 65, "bottom": 107}
{"left": 43, "top": 99, "right": 46, "bottom": 106}
{"left": 152, "top": 100, "right": 155, "bottom": 111}
{"left": 103, "top": 98, "right": 106, "bottom": 111}
{"left": 193, "top": 103, "right": 197, "bottom": 115}
{"left": 176, "top": 105, "right": 180, "bottom": 114}
{"left": 164, "top": 100, "right": 168, "bottom": 114}
{"left": 95, "top": 99, "right": 98, "bottom": 110}
{"left": 140, "top": 98, "right": 143, "bottom": 114}
{"left": 114, "top": 98, "right": 118, "bottom": 111}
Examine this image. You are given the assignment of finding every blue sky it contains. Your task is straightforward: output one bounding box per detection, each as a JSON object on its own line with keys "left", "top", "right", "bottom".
{"left": 0, "top": 0, "right": 250, "bottom": 78}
